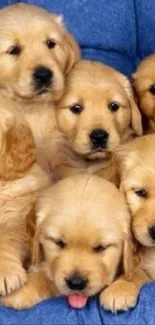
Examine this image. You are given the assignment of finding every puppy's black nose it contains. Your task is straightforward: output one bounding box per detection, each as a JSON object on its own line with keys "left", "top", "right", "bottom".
{"left": 33, "top": 66, "right": 53, "bottom": 87}
{"left": 149, "top": 225, "right": 155, "bottom": 241}
{"left": 89, "top": 129, "right": 109, "bottom": 148}
{"left": 66, "top": 276, "right": 88, "bottom": 291}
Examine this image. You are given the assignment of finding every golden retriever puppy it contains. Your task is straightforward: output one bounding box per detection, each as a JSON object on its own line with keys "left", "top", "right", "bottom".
{"left": 0, "top": 3, "right": 80, "bottom": 177}
{"left": 133, "top": 54, "right": 155, "bottom": 133}
{"left": 56, "top": 60, "right": 142, "bottom": 185}
{"left": 1, "top": 175, "right": 133, "bottom": 310}
{"left": 0, "top": 97, "right": 49, "bottom": 296}
{"left": 100, "top": 134, "right": 155, "bottom": 312}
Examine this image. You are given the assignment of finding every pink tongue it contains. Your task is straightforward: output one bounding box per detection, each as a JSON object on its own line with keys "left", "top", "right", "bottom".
{"left": 68, "top": 294, "right": 88, "bottom": 309}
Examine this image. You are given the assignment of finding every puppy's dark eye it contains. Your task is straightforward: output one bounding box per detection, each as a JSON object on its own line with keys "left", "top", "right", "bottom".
{"left": 70, "top": 104, "right": 83, "bottom": 114}
{"left": 46, "top": 39, "right": 56, "bottom": 49}
{"left": 134, "top": 188, "right": 148, "bottom": 198}
{"left": 55, "top": 239, "right": 66, "bottom": 249}
{"left": 108, "top": 102, "right": 120, "bottom": 112}
{"left": 149, "top": 84, "right": 155, "bottom": 95}
{"left": 93, "top": 244, "right": 105, "bottom": 253}
{"left": 7, "top": 45, "right": 21, "bottom": 56}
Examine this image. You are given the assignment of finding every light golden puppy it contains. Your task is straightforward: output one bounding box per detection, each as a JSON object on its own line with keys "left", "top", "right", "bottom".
{"left": 101, "top": 134, "right": 155, "bottom": 312}
{"left": 0, "top": 97, "right": 49, "bottom": 297}
{"left": 1, "top": 175, "right": 133, "bottom": 310}
{"left": 133, "top": 54, "right": 155, "bottom": 133}
{"left": 56, "top": 60, "right": 142, "bottom": 185}
{"left": 0, "top": 3, "right": 80, "bottom": 177}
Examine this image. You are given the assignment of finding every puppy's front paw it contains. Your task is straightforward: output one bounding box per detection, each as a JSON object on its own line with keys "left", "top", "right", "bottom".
{"left": 1, "top": 289, "right": 39, "bottom": 310}
{"left": 1, "top": 271, "right": 56, "bottom": 310}
{"left": 0, "top": 259, "right": 27, "bottom": 296}
{"left": 100, "top": 279, "right": 139, "bottom": 313}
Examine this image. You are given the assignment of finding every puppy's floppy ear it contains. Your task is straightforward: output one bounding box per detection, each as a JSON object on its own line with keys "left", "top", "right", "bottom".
{"left": 53, "top": 14, "right": 80, "bottom": 73}
{"left": 123, "top": 234, "right": 135, "bottom": 280}
{"left": 32, "top": 208, "right": 48, "bottom": 265}
{"left": 32, "top": 228, "right": 44, "bottom": 265}
{"left": 64, "top": 31, "right": 81, "bottom": 74}
{"left": 114, "top": 144, "right": 136, "bottom": 191}
{"left": 114, "top": 142, "right": 136, "bottom": 178}
{"left": 123, "top": 77, "right": 143, "bottom": 136}
{"left": 130, "top": 96, "right": 142, "bottom": 136}
{"left": 114, "top": 144, "right": 128, "bottom": 177}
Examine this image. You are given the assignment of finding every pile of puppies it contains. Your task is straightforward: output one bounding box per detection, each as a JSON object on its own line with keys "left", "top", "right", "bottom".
{"left": 0, "top": 2, "right": 154, "bottom": 313}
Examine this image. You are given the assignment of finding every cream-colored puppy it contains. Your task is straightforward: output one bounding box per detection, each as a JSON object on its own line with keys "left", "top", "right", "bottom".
{"left": 0, "top": 97, "right": 49, "bottom": 297}
{"left": 1, "top": 175, "right": 133, "bottom": 310}
{"left": 0, "top": 4, "right": 80, "bottom": 178}
{"left": 56, "top": 60, "right": 142, "bottom": 185}
{"left": 100, "top": 135, "right": 155, "bottom": 312}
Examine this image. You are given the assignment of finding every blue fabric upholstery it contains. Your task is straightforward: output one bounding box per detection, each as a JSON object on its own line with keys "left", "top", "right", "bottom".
{"left": 1, "top": 0, "right": 154, "bottom": 76}
{"left": 0, "top": 283, "right": 155, "bottom": 325}
{"left": 0, "top": 0, "right": 152, "bottom": 76}
{"left": 134, "top": 0, "right": 155, "bottom": 59}
{"left": 0, "top": 0, "right": 155, "bottom": 323}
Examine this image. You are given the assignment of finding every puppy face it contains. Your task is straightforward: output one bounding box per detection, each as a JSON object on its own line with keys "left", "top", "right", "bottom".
{"left": 0, "top": 4, "right": 80, "bottom": 103}
{"left": 33, "top": 175, "right": 132, "bottom": 307}
{"left": 116, "top": 134, "right": 155, "bottom": 247}
{"left": 56, "top": 60, "right": 142, "bottom": 160}
{"left": 133, "top": 54, "right": 155, "bottom": 131}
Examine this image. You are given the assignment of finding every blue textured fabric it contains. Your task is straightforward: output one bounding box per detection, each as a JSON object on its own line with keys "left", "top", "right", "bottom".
{"left": 0, "top": 283, "right": 155, "bottom": 325}
{"left": 0, "top": 0, "right": 155, "bottom": 76}
{"left": 0, "top": 0, "right": 155, "bottom": 323}
{"left": 0, "top": 0, "right": 149, "bottom": 76}
{"left": 135, "top": 0, "right": 155, "bottom": 60}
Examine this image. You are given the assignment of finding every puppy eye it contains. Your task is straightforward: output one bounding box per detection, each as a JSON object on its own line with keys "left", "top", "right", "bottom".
{"left": 7, "top": 45, "right": 21, "bottom": 56}
{"left": 46, "top": 39, "right": 56, "bottom": 49}
{"left": 134, "top": 188, "right": 148, "bottom": 198}
{"left": 108, "top": 102, "right": 120, "bottom": 112}
{"left": 70, "top": 104, "right": 83, "bottom": 114}
{"left": 55, "top": 239, "right": 66, "bottom": 249}
{"left": 149, "top": 84, "right": 155, "bottom": 95}
{"left": 93, "top": 244, "right": 105, "bottom": 253}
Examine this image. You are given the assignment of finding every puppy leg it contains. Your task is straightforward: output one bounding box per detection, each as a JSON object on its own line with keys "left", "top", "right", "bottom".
{"left": 1, "top": 271, "right": 57, "bottom": 310}
{"left": 100, "top": 269, "right": 150, "bottom": 313}
{"left": 0, "top": 219, "right": 28, "bottom": 296}
{"left": 0, "top": 254, "right": 26, "bottom": 297}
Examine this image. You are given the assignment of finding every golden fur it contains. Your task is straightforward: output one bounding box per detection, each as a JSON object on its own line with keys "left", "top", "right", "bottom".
{"left": 56, "top": 60, "right": 142, "bottom": 185}
{"left": 0, "top": 98, "right": 49, "bottom": 296}
{"left": 133, "top": 54, "right": 155, "bottom": 133}
{"left": 103, "top": 134, "right": 155, "bottom": 312}
{"left": 1, "top": 175, "right": 133, "bottom": 310}
{"left": 0, "top": 3, "right": 80, "bottom": 178}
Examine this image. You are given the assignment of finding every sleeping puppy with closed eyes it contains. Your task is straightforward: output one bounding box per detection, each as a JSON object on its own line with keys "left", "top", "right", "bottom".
{"left": 98, "top": 134, "right": 155, "bottom": 312}
{"left": 0, "top": 3, "right": 80, "bottom": 179}
{"left": 1, "top": 175, "right": 133, "bottom": 311}
{"left": 56, "top": 60, "right": 142, "bottom": 186}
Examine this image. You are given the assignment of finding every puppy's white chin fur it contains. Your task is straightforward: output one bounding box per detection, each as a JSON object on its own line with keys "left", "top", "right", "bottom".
{"left": 12, "top": 89, "right": 55, "bottom": 102}
{"left": 87, "top": 150, "right": 110, "bottom": 160}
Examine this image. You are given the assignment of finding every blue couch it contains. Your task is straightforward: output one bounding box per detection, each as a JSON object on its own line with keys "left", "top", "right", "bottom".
{"left": 0, "top": 283, "right": 155, "bottom": 325}
{"left": 1, "top": 0, "right": 155, "bottom": 77}
{"left": 0, "top": 1, "right": 155, "bottom": 324}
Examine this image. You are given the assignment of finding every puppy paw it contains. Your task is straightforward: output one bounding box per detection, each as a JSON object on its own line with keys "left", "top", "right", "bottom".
{"left": 100, "top": 279, "right": 139, "bottom": 313}
{"left": 1, "top": 271, "right": 55, "bottom": 310}
{"left": 0, "top": 260, "right": 27, "bottom": 296}
{"left": 1, "top": 289, "right": 40, "bottom": 310}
